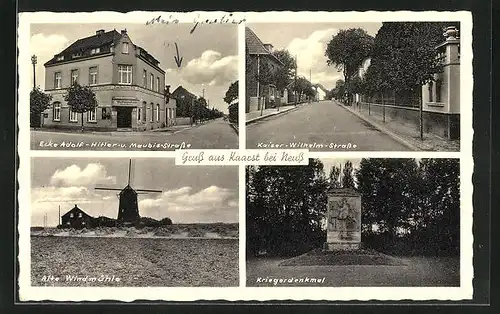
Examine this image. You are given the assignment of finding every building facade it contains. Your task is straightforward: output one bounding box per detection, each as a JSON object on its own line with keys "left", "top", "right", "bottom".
{"left": 42, "top": 29, "right": 176, "bottom": 131}
{"left": 245, "top": 27, "right": 284, "bottom": 113}
{"left": 421, "top": 26, "right": 460, "bottom": 140}
{"left": 61, "top": 205, "right": 93, "bottom": 229}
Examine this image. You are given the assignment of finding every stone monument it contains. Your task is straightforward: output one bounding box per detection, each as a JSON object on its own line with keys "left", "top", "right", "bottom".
{"left": 324, "top": 188, "right": 362, "bottom": 251}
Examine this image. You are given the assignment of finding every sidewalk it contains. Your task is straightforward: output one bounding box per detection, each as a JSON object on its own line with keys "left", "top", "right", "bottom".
{"left": 338, "top": 101, "right": 460, "bottom": 151}
{"left": 246, "top": 103, "right": 304, "bottom": 124}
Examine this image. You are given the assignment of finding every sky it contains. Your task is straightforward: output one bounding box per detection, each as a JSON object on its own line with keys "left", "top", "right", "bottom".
{"left": 30, "top": 23, "right": 238, "bottom": 113}
{"left": 247, "top": 23, "right": 382, "bottom": 90}
{"left": 31, "top": 158, "right": 239, "bottom": 227}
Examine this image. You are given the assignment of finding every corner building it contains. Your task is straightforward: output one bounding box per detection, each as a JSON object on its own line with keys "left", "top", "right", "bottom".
{"left": 42, "top": 29, "right": 176, "bottom": 131}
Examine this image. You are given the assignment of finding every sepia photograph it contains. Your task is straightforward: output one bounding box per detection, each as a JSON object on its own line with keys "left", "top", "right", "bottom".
{"left": 28, "top": 21, "right": 239, "bottom": 151}
{"left": 245, "top": 22, "right": 461, "bottom": 152}
{"left": 246, "top": 158, "right": 460, "bottom": 286}
{"left": 30, "top": 157, "right": 239, "bottom": 286}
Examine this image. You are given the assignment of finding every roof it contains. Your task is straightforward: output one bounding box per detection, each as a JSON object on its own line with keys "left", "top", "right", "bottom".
{"left": 171, "top": 86, "right": 197, "bottom": 100}
{"left": 45, "top": 30, "right": 121, "bottom": 66}
{"left": 62, "top": 205, "right": 92, "bottom": 218}
{"left": 245, "top": 27, "right": 284, "bottom": 65}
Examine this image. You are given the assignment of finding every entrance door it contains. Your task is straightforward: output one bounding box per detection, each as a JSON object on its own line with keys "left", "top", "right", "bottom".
{"left": 116, "top": 107, "right": 133, "bottom": 128}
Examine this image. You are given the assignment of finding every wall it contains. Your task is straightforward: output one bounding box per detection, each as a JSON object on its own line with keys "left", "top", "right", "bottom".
{"left": 136, "top": 57, "right": 165, "bottom": 94}
{"left": 357, "top": 102, "right": 460, "bottom": 139}
{"left": 44, "top": 55, "right": 114, "bottom": 90}
{"left": 175, "top": 117, "right": 192, "bottom": 125}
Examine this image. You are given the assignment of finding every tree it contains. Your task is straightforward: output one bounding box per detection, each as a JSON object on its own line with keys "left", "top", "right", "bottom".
{"left": 328, "top": 165, "right": 341, "bottom": 189}
{"left": 224, "top": 81, "right": 238, "bottom": 104}
{"left": 64, "top": 83, "right": 98, "bottom": 132}
{"left": 355, "top": 158, "right": 419, "bottom": 238}
{"left": 325, "top": 28, "right": 374, "bottom": 105}
{"left": 246, "top": 159, "right": 328, "bottom": 256}
{"left": 418, "top": 158, "right": 460, "bottom": 255}
{"left": 342, "top": 161, "right": 355, "bottom": 189}
{"left": 30, "top": 87, "right": 52, "bottom": 128}
{"left": 366, "top": 22, "right": 448, "bottom": 100}
{"left": 293, "top": 77, "right": 314, "bottom": 102}
{"left": 271, "top": 49, "right": 296, "bottom": 91}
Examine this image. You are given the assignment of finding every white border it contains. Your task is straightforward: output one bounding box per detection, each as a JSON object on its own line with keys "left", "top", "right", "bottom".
{"left": 18, "top": 11, "right": 473, "bottom": 301}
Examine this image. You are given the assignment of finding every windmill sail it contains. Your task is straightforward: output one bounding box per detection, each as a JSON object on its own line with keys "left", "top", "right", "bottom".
{"left": 95, "top": 159, "right": 161, "bottom": 223}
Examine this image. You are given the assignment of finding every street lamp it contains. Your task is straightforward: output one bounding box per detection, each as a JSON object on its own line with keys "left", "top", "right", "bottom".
{"left": 31, "top": 55, "right": 37, "bottom": 90}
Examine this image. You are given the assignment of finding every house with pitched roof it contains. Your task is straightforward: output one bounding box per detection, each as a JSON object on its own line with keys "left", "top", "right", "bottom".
{"left": 42, "top": 29, "right": 176, "bottom": 131}
{"left": 245, "top": 27, "right": 284, "bottom": 113}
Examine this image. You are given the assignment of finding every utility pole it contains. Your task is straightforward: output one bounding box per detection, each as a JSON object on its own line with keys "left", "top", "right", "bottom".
{"left": 58, "top": 205, "right": 61, "bottom": 226}
{"left": 191, "top": 97, "right": 195, "bottom": 125}
{"left": 31, "top": 55, "right": 37, "bottom": 90}
{"left": 294, "top": 55, "right": 298, "bottom": 106}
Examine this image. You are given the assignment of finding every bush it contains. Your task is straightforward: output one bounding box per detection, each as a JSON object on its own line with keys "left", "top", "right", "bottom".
{"left": 160, "top": 217, "right": 173, "bottom": 225}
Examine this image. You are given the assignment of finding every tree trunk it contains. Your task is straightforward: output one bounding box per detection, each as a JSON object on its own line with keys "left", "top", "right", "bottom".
{"left": 81, "top": 112, "right": 84, "bottom": 132}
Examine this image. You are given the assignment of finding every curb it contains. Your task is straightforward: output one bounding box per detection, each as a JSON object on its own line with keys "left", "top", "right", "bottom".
{"left": 337, "top": 102, "right": 422, "bottom": 151}
{"left": 229, "top": 123, "right": 239, "bottom": 135}
{"left": 245, "top": 104, "right": 305, "bottom": 125}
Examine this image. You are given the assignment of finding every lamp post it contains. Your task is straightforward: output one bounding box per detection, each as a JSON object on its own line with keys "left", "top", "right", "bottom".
{"left": 31, "top": 55, "right": 37, "bottom": 90}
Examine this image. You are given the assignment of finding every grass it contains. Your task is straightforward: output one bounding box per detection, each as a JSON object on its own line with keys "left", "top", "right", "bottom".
{"left": 279, "top": 248, "right": 406, "bottom": 266}
{"left": 30, "top": 223, "right": 239, "bottom": 239}
{"left": 247, "top": 254, "right": 460, "bottom": 287}
{"left": 31, "top": 236, "right": 238, "bottom": 287}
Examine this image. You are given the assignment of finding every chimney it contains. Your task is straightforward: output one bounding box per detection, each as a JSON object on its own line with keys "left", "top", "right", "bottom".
{"left": 96, "top": 29, "right": 105, "bottom": 36}
{"left": 121, "top": 29, "right": 127, "bottom": 35}
{"left": 264, "top": 43, "right": 273, "bottom": 53}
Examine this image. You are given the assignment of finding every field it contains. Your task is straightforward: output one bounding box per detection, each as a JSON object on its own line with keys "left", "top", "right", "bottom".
{"left": 31, "top": 236, "right": 238, "bottom": 287}
{"left": 247, "top": 255, "right": 460, "bottom": 287}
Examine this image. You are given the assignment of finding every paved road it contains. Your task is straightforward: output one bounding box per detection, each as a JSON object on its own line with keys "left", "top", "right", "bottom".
{"left": 246, "top": 100, "right": 409, "bottom": 151}
{"left": 30, "top": 119, "right": 238, "bottom": 151}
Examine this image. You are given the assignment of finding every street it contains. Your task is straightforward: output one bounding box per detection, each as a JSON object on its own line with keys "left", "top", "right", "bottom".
{"left": 246, "top": 100, "right": 409, "bottom": 151}
{"left": 31, "top": 119, "right": 238, "bottom": 151}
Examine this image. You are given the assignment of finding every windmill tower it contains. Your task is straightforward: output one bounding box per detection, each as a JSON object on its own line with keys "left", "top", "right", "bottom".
{"left": 95, "top": 160, "right": 161, "bottom": 222}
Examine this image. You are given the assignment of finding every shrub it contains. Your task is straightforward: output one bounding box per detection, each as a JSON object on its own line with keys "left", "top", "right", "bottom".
{"left": 160, "top": 217, "right": 173, "bottom": 225}
{"left": 187, "top": 229, "right": 206, "bottom": 238}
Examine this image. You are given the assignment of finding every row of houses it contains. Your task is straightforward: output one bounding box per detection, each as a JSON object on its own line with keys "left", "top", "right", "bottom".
{"left": 36, "top": 29, "right": 214, "bottom": 131}
{"left": 245, "top": 27, "right": 324, "bottom": 114}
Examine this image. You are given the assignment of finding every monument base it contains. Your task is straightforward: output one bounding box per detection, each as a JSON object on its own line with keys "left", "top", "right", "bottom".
{"left": 323, "top": 242, "right": 361, "bottom": 251}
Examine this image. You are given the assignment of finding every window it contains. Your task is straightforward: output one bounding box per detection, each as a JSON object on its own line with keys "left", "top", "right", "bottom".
{"left": 142, "top": 102, "right": 146, "bottom": 122}
{"left": 56, "top": 55, "right": 64, "bottom": 61}
{"left": 428, "top": 82, "right": 433, "bottom": 102}
{"left": 156, "top": 77, "right": 160, "bottom": 92}
{"left": 118, "top": 65, "right": 132, "bottom": 85}
{"left": 71, "top": 69, "right": 79, "bottom": 85}
{"left": 149, "top": 74, "right": 154, "bottom": 90}
{"left": 102, "top": 108, "right": 111, "bottom": 120}
{"left": 78, "top": 213, "right": 83, "bottom": 218}
{"left": 142, "top": 70, "right": 147, "bottom": 87}
{"left": 90, "top": 47, "right": 101, "bottom": 55}
{"left": 69, "top": 108, "right": 78, "bottom": 122}
{"left": 87, "top": 108, "right": 97, "bottom": 122}
{"left": 150, "top": 103, "right": 154, "bottom": 122}
{"left": 156, "top": 104, "right": 160, "bottom": 121}
{"left": 54, "top": 72, "right": 62, "bottom": 89}
{"left": 89, "top": 67, "right": 98, "bottom": 85}
{"left": 122, "top": 42, "right": 129, "bottom": 54}
{"left": 137, "top": 107, "right": 142, "bottom": 122}
{"left": 70, "top": 213, "right": 74, "bottom": 218}
{"left": 53, "top": 102, "right": 61, "bottom": 121}
{"left": 435, "top": 79, "right": 442, "bottom": 103}
{"left": 72, "top": 52, "right": 82, "bottom": 58}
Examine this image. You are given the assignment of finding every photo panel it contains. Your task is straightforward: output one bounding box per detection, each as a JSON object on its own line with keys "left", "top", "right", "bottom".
{"left": 26, "top": 157, "right": 239, "bottom": 288}
{"left": 25, "top": 18, "right": 239, "bottom": 151}
{"left": 246, "top": 158, "right": 462, "bottom": 287}
{"left": 245, "top": 22, "right": 463, "bottom": 152}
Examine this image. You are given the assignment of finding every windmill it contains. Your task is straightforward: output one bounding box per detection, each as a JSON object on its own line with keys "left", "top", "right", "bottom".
{"left": 95, "top": 159, "right": 161, "bottom": 222}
